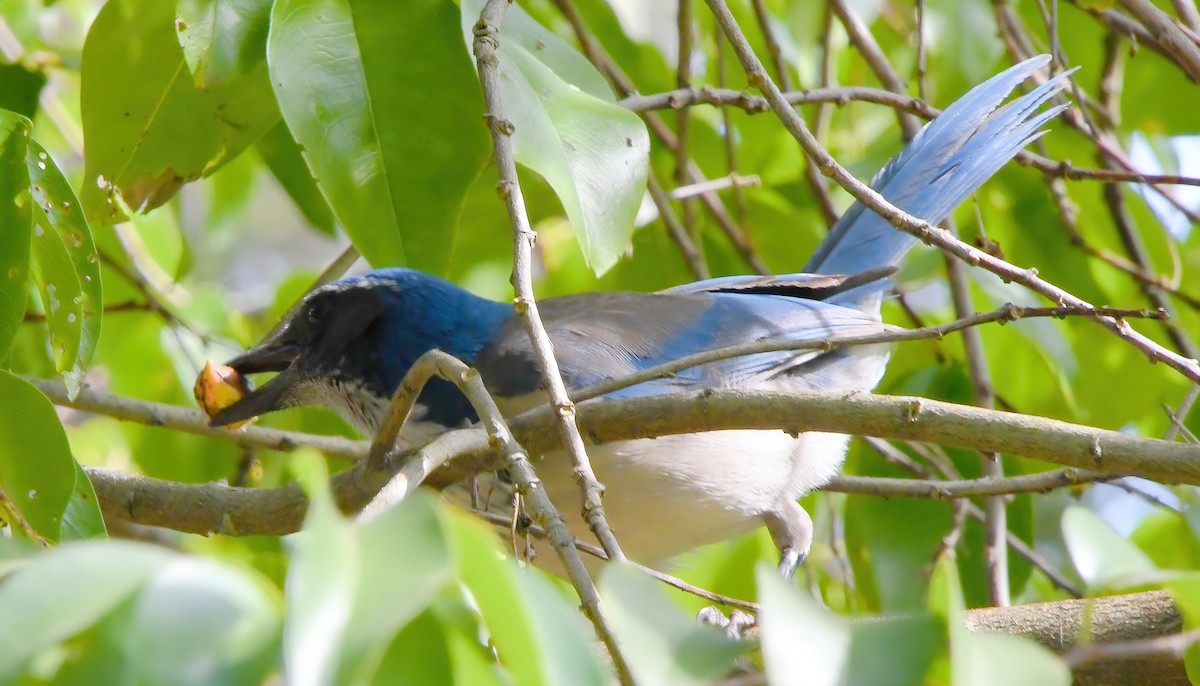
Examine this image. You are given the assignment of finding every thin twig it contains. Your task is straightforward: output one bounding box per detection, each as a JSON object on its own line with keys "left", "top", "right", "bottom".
{"left": 24, "top": 375, "right": 365, "bottom": 460}
{"left": 675, "top": 0, "right": 700, "bottom": 251}
{"left": 826, "top": 468, "right": 1115, "bottom": 498}
{"left": 622, "top": 86, "right": 1200, "bottom": 190}
{"left": 648, "top": 172, "right": 710, "bottom": 279}
{"left": 22, "top": 300, "right": 150, "bottom": 322}
{"left": 471, "top": 8, "right": 632, "bottom": 681}
{"left": 714, "top": 24, "right": 749, "bottom": 229}
{"left": 829, "top": 0, "right": 921, "bottom": 137}
{"left": 473, "top": 1, "right": 626, "bottom": 565}
{"left": 862, "top": 438, "right": 1082, "bottom": 596}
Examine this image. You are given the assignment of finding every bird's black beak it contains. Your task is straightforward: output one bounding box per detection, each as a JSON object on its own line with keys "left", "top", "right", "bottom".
{"left": 208, "top": 337, "right": 303, "bottom": 427}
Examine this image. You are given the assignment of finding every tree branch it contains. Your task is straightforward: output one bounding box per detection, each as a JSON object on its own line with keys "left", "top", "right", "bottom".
{"left": 967, "top": 590, "right": 1187, "bottom": 685}
{"left": 78, "top": 388, "right": 1200, "bottom": 538}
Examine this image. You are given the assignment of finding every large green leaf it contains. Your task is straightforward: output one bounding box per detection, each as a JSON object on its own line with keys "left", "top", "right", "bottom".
{"left": 0, "top": 541, "right": 279, "bottom": 684}
{"left": 27, "top": 140, "right": 102, "bottom": 398}
{"left": 1061, "top": 506, "right": 1163, "bottom": 590}
{"left": 600, "top": 563, "right": 743, "bottom": 685}
{"left": 0, "top": 109, "right": 31, "bottom": 361}
{"left": 448, "top": 509, "right": 607, "bottom": 686}
{"left": 929, "top": 555, "right": 1070, "bottom": 686}
{"left": 0, "top": 540, "right": 171, "bottom": 680}
{"left": 461, "top": 0, "right": 650, "bottom": 275}
{"left": 284, "top": 456, "right": 452, "bottom": 684}
{"left": 267, "top": 0, "right": 490, "bottom": 272}
{"left": 759, "top": 566, "right": 941, "bottom": 686}
{"left": 115, "top": 556, "right": 280, "bottom": 685}
{"left": 0, "top": 372, "right": 77, "bottom": 543}
{"left": 80, "top": 0, "right": 279, "bottom": 223}
{"left": 175, "top": 0, "right": 273, "bottom": 88}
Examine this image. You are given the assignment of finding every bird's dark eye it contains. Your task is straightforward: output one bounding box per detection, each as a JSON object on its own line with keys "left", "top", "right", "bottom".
{"left": 306, "top": 297, "right": 332, "bottom": 325}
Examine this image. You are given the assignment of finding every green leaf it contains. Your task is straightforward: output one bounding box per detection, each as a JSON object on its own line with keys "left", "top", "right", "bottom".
{"left": 375, "top": 597, "right": 508, "bottom": 686}
{"left": 0, "top": 109, "right": 31, "bottom": 361}
{"left": 175, "top": 0, "right": 272, "bottom": 88}
{"left": 116, "top": 556, "right": 280, "bottom": 685}
{"left": 338, "top": 493, "right": 452, "bottom": 682}
{"left": 761, "top": 564, "right": 943, "bottom": 686}
{"left": 27, "top": 140, "right": 102, "bottom": 398}
{"left": 929, "top": 555, "right": 1069, "bottom": 686}
{"left": 283, "top": 456, "right": 360, "bottom": 685}
{"left": 1062, "top": 506, "right": 1163, "bottom": 590}
{"left": 461, "top": 0, "right": 650, "bottom": 275}
{"left": 447, "top": 509, "right": 606, "bottom": 686}
{"left": 845, "top": 441, "right": 954, "bottom": 611}
{"left": 758, "top": 567, "right": 855, "bottom": 685}
{"left": 267, "top": 0, "right": 490, "bottom": 272}
{"left": 254, "top": 121, "right": 336, "bottom": 235}
{"left": 80, "top": 0, "right": 279, "bottom": 223}
{"left": 600, "top": 563, "right": 743, "bottom": 685}
{"left": 0, "top": 62, "right": 45, "bottom": 119}
{"left": 284, "top": 456, "right": 451, "bottom": 684}
{"left": 0, "top": 372, "right": 77, "bottom": 543}
{"left": 0, "top": 540, "right": 171, "bottom": 681}
{"left": 59, "top": 460, "right": 107, "bottom": 541}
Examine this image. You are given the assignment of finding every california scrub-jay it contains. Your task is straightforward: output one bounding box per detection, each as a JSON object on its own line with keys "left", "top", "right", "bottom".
{"left": 211, "top": 56, "right": 1069, "bottom": 576}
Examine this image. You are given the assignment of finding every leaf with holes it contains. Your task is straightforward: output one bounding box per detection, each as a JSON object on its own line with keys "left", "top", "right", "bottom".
{"left": 0, "top": 109, "right": 31, "bottom": 360}
{"left": 0, "top": 372, "right": 78, "bottom": 543}
{"left": 27, "top": 140, "right": 102, "bottom": 399}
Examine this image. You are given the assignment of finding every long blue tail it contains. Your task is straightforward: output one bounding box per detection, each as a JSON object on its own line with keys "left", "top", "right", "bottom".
{"left": 803, "top": 55, "right": 1072, "bottom": 309}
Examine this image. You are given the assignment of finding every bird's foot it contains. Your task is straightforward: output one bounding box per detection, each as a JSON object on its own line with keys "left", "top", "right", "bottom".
{"left": 697, "top": 606, "right": 757, "bottom": 640}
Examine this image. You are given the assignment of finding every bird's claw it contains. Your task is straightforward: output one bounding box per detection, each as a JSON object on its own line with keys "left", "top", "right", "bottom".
{"left": 698, "top": 606, "right": 757, "bottom": 640}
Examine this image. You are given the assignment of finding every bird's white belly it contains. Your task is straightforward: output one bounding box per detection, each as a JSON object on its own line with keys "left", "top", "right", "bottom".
{"left": 469, "top": 429, "right": 850, "bottom": 569}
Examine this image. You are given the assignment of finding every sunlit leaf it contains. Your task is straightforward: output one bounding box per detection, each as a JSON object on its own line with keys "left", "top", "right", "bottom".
{"left": 27, "top": 140, "right": 101, "bottom": 398}
{"left": 460, "top": 0, "right": 650, "bottom": 275}
{"left": 59, "top": 460, "right": 106, "bottom": 541}
{"left": 1062, "top": 506, "right": 1163, "bottom": 590}
{"left": 930, "top": 555, "right": 1069, "bottom": 686}
{"left": 116, "top": 556, "right": 280, "bottom": 685}
{"left": 175, "top": 0, "right": 272, "bottom": 88}
{"left": 268, "top": 0, "right": 490, "bottom": 272}
{"left": 0, "top": 540, "right": 171, "bottom": 680}
{"left": 80, "top": 0, "right": 278, "bottom": 222}
{"left": 600, "top": 563, "right": 743, "bottom": 685}
{"left": 447, "top": 509, "right": 607, "bottom": 685}
{"left": 760, "top": 566, "right": 940, "bottom": 686}
{"left": 0, "top": 372, "right": 77, "bottom": 543}
{"left": 0, "top": 109, "right": 31, "bottom": 361}
{"left": 284, "top": 454, "right": 452, "bottom": 684}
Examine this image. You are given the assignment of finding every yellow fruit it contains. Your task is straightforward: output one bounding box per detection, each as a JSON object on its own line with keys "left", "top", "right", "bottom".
{"left": 194, "top": 359, "right": 252, "bottom": 429}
